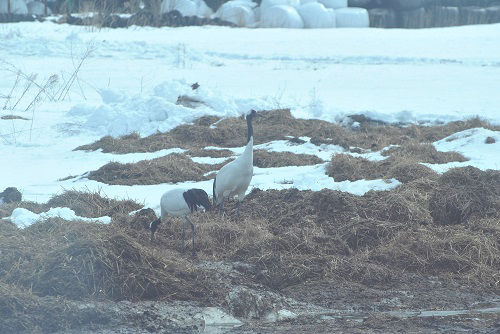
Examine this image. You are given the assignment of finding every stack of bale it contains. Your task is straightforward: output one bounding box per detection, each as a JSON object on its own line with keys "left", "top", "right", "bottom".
{"left": 214, "top": 0, "right": 371, "bottom": 28}
{"left": 349, "top": 0, "right": 500, "bottom": 28}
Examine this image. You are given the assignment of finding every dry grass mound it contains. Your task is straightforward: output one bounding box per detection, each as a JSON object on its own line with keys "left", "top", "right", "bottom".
{"left": 0, "top": 219, "right": 224, "bottom": 303}
{"left": 0, "top": 190, "right": 141, "bottom": 220}
{"left": 370, "top": 223, "right": 500, "bottom": 285}
{"left": 253, "top": 150, "right": 323, "bottom": 168}
{"left": 0, "top": 201, "right": 46, "bottom": 219}
{"left": 382, "top": 142, "right": 467, "bottom": 164}
{"left": 430, "top": 167, "right": 500, "bottom": 225}
{"left": 87, "top": 153, "right": 227, "bottom": 185}
{"left": 0, "top": 282, "right": 112, "bottom": 333}
{"left": 327, "top": 154, "right": 438, "bottom": 183}
{"left": 76, "top": 109, "right": 498, "bottom": 154}
{"left": 47, "top": 190, "right": 141, "bottom": 218}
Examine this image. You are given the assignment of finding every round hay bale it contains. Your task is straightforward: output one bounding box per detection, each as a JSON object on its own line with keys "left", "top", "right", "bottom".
{"left": 215, "top": 0, "right": 256, "bottom": 27}
{"left": 335, "top": 7, "right": 370, "bottom": 27}
{"left": 260, "top": 5, "right": 304, "bottom": 28}
{"left": 430, "top": 167, "right": 500, "bottom": 225}
{"left": 297, "top": 2, "right": 336, "bottom": 28}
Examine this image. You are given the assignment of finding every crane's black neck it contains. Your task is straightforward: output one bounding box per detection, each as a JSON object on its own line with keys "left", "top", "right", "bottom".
{"left": 247, "top": 114, "right": 253, "bottom": 143}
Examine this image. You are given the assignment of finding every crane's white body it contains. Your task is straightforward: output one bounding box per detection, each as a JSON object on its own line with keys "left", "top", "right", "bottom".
{"left": 160, "top": 188, "right": 192, "bottom": 218}
{"left": 214, "top": 136, "right": 254, "bottom": 205}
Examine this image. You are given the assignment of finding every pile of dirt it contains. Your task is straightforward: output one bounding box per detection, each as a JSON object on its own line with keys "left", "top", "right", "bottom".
{"left": 0, "top": 218, "right": 225, "bottom": 304}
{"left": 76, "top": 109, "right": 498, "bottom": 154}
{"left": 430, "top": 166, "right": 500, "bottom": 225}
{"left": 87, "top": 153, "right": 226, "bottom": 185}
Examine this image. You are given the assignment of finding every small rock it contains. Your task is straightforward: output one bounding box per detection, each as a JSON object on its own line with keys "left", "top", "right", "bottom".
{"left": 485, "top": 136, "right": 495, "bottom": 144}
{"left": 0, "top": 187, "right": 22, "bottom": 204}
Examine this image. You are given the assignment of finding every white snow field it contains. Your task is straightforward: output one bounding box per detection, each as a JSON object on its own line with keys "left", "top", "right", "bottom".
{"left": 1, "top": 21, "right": 500, "bottom": 227}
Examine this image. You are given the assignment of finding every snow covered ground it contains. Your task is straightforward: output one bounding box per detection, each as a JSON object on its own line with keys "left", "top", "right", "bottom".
{"left": 1, "top": 21, "right": 499, "bottom": 227}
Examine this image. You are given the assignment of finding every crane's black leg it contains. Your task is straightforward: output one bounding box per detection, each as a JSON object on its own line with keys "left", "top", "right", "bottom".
{"left": 218, "top": 197, "right": 225, "bottom": 214}
{"left": 186, "top": 217, "right": 196, "bottom": 256}
{"left": 236, "top": 201, "right": 241, "bottom": 219}
{"left": 181, "top": 219, "right": 186, "bottom": 252}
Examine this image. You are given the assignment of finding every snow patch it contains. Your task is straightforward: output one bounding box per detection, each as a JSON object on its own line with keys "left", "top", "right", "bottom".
{"left": 423, "top": 128, "right": 500, "bottom": 173}
{"left": 7, "top": 207, "right": 111, "bottom": 229}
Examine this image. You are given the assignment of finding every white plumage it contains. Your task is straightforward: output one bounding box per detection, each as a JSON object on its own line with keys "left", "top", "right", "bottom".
{"left": 150, "top": 188, "right": 211, "bottom": 254}
{"left": 213, "top": 110, "right": 257, "bottom": 217}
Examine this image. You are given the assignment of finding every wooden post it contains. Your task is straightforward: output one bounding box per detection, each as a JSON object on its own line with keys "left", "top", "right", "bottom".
{"left": 45, "top": 0, "right": 48, "bottom": 16}
{"left": 7, "top": 0, "right": 11, "bottom": 15}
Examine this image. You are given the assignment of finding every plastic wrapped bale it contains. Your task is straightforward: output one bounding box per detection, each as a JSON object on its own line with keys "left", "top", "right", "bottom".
{"left": 0, "top": 0, "right": 28, "bottom": 14}
{"left": 318, "top": 0, "right": 347, "bottom": 9}
{"left": 335, "top": 7, "right": 369, "bottom": 27}
{"left": 368, "top": 8, "right": 396, "bottom": 28}
{"left": 161, "top": 0, "right": 198, "bottom": 17}
{"left": 215, "top": 0, "right": 256, "bottom": 27}
{"left": 194, "top": 0, "right": 213, "bottom": 17}
{"left": 260, "top": 0, "right": 301, "bottom": 11}
{"left": 297, "top": 2, "right": 335, "bottom": 28}
{"left": 260, "top": 5, "right": 304, "bottom": 28}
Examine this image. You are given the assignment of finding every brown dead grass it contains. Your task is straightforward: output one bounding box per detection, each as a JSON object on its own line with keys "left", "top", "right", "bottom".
{"left": 429, "top": 166, "right": 500, "bottom": 225}
{"left": 87, "top": 153, "right": 228, "bottom": 185}
{"left": 327, "top": 154, "right": 438, "bottom": 183}
{"left": 382, "top": 142, "right": 467, "bottom": 163}
{"left": 75, "top": 109, "right": 498, "bottom": 154}
{"left": 253, "top": 150, "right": 323, "bottom": 168}
{"left": 0, "top": 218, "right": 225, "bottom": 304}
{"left": 87, "top": 150, "right": 321, "bottom": 186}
{"left": 328, "top": 141, "right": 468, "bottom": 183}
{"left": 0, "top": 190, "right": 142, "bottom": 221}
{"left": 0, "top": 281, "right": 113, "bottom": 333}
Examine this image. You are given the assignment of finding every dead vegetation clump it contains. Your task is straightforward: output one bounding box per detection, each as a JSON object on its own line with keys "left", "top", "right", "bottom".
{"left": 0, "top": 201, "right": 46, "bottom": 219}
{"left": 185, "top": 147, "right": 234, "bottom": 158}
{"left": 47, "top": 189, "right": 141, "bottom": 218}
{"left": 76, "top": 109, "right": 499, "bottom": 154}
{"left": 253, "top": 150, "right": 323, "bottom": 168}
{"left": 0, "top": 281, "right": 116, "bottom": 333}
{"left": 327, "top": 154, "right": 438, "bottom": 183}
{"left": 429, "top": 166, "right": 500, "bottom": 225}
{"left": 0, "top": 219, "right": 225, "bottom": 304}
{"left": 381, "top": 142, "right": 467, "bottom": 164}
{"left": 369, "top": 224, "right": 500, "bottom": 285}
{"left": 87, "top": 153, "right": 226, "bottom": 185}
{"left": 0, "top": 190, "right": 142, "bottom": 223}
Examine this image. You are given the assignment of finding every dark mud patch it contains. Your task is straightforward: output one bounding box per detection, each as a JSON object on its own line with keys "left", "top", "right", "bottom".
{"left": 75, "top": 109, "right": 498, "bottom": 154}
